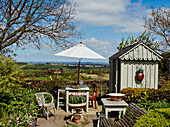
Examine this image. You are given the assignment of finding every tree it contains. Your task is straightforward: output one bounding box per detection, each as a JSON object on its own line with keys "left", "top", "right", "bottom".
{"left": 159, "top": 52, "right": 170, "bottom": 80}
{"left": 0, "top": 55, "right": 25, "bottom": 99}
{"left": 144, "top": 6, "right": 170, "bottom": 52}
{"left": 0, "top": 0, "right": 79, "bottom": 54}
{"left": 117, "top": 29, "right": 159, "bottom": 51}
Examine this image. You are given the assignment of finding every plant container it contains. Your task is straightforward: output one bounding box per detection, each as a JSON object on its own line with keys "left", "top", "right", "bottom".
{"left": 108, "top": 93, "right": 125, "bottom": 101}
{"left": 73, "top": 115, "right": 81, "bottom": 124}
{"left": 136, "top": 72, "right": 144, "bottom": 81}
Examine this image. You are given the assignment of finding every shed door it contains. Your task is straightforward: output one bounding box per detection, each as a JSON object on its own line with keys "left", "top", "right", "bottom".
{"left": 109, "top": 59, "right": 116, "bottom": 92}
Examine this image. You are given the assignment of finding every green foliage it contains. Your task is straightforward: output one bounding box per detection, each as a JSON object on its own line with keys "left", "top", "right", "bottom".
{"left": 160, "top": 83, "right": 170, "bottom": 91}
{"left": 159, "top": 52, "right": 170, "bottom": 80}
{"left": 134, "top": 108, "right": 170, "bottom": 127}
{"left": 69, "top": 94, "right": 86, "bottom": 104}
{"left": 1, "top": 103, "right": 37, "bottom": 127}
{"left": 0, "top": 55, "right": 28, "bottom": 117}
{"left": 121, "top": 88, "right": 156, "bottom": 103}
{"left": 117, "top": 29, "right": 159, "bottom": 51}
{"left": 0, "top": 55, "right": 25, "bottom": 98}
{"left": 0, "top": 88, "right": 38, "bottom": 126}
{"left": 121, "top": 88, "right": 170, "bottom": 103}
{"left": 137, "top": 100, "right": 170, "bottom": 111}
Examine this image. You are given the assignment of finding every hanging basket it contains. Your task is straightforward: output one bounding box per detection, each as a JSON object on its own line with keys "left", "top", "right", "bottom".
{"left": 136, "top": 68, "right": 144, "bottom": 81}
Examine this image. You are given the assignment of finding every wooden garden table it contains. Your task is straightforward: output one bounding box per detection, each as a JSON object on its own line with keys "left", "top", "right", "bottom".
{"left": 101, "top": 99, "right": 128, "bottom": 118}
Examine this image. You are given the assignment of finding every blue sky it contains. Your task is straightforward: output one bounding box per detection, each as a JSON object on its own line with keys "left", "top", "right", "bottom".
{"left": 15, "top": 0, "right": 170, "bottom": 63}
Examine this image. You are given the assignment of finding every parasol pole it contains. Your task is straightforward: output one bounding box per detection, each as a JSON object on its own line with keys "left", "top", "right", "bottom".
{"left": 77, "top": 58, "right": 81, "bottom": 85}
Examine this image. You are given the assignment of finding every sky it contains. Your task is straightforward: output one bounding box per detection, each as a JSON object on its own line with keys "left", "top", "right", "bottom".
{"left": 14, "top": 0, "right": 170, "bottom": 64}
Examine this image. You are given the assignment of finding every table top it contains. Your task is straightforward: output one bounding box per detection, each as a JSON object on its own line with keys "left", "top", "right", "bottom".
{"left": 65, "top": 85, "right": 89, "bottom": 91}
{"left": 101, "top": 99, "right": 128, "bottom": 107}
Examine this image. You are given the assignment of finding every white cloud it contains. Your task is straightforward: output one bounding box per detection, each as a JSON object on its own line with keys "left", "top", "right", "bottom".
{"left": 72, "top": 0, "right": 149, "bottom": 33}
{"left": 84, "top": 37, "right": 113, "bottom": 49}
{"left": 83, "top": 37, "right": 119, "bottom": 58}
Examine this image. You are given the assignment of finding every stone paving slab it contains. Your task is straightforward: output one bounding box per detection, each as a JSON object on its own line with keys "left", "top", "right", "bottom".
{"left": 37, "top": 114, "right": 98, "bottom": 127}
{"left": 36, "top": 103, "right": 102, "bottom": 127}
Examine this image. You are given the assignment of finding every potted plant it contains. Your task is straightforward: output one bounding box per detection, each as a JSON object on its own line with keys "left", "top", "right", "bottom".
{"left": 68, "top": 94, "right": 86, "bottom": 107}
{"left": 73, "top": 114, "right": 81, "bottom": 124}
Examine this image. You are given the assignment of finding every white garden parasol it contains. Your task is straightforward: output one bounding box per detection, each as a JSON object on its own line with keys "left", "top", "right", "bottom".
{"left": 54, "top": 42, "right": 106, "bottom": 84}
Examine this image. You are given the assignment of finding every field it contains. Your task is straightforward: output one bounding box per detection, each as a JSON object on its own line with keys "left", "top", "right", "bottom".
{"left": 22, "top": 63, "right": 109, "bottom": 81}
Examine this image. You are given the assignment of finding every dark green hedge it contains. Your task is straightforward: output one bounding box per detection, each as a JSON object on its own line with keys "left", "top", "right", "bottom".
{"left": 134, "top": 108, "right": 170, "bottom": 127}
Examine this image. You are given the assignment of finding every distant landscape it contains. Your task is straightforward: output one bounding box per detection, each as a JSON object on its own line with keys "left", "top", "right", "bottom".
{"left": 19, "top": 62, "right": 109, "bottom": 81}
{"left": 18, "top": 61, "right": 109, "bottom": 65}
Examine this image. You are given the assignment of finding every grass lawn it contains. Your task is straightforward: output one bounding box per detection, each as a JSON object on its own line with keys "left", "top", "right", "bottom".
{"left": 26, "top": 77, "right": 49, "bottom": 80}
{"left": 80, "top": 73, "right": 109, "bottom": 80}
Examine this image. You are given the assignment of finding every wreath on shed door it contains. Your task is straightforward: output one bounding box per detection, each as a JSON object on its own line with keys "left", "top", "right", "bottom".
{"left": 136, "top": 68, "right": 144, "bottom": 81}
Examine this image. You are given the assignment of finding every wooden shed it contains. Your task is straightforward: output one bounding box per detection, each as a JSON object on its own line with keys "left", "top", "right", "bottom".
{"left": 109, "top": 41, "right": 163, "bottom": 93}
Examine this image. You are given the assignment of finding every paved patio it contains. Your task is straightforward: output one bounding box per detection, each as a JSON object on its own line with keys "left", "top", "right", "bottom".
{"left": 36, "top": 102, "right": 103, "bottom": 127}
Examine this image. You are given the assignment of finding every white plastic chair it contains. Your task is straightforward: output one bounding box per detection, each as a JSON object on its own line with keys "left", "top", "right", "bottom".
{"left": 57, "top": 89, "right": 65, "bottom": 109}
{"left": 35, "top": 92, "right": 55, "bottom": 120}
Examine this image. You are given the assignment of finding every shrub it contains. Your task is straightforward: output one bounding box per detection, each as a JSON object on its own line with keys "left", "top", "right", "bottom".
{"left": 0, "top": 88, "right": 38, "bottom": 127}
{"left": 137, "top": 100, "right": 170, "bottom": 111}
{"left": 121, "top": 88, "right": 170, "bottom": 103}
{"left": 0, "top": 55, "right": 25, "bottom": 99}
{"left": 1, "top": 103, "right": 38, "bottom": 127}
{"left": 134, "top": 108, "right": 170, "bottom": 127}
{"left": 0, "top": 55, "right": 26, "bottom": 117}
{"left": 121, "top": 88, "right": 156, "bottom": 103}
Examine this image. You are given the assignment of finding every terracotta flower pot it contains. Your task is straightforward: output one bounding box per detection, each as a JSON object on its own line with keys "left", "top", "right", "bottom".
{"left": 73, "top": 115, "right": 81, "bottom": 123}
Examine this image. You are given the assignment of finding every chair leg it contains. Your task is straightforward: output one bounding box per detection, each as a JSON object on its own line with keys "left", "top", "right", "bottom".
{"left": 47, "top": 113, "right": 49, "bottom": 120}
{"left": 57, "top": 92, "right": 59, "bottom": 110}
{"left": 91, "top": 99, "right": 93, "bottom": 108}
{"left": 97, "top": 113, "right": 101, "bottom": 127}
{"left": 95, "top": 98, "right": 97, "bottom": 109}
{"left": 53, "top": 108, "right": 55, "bottom": 116}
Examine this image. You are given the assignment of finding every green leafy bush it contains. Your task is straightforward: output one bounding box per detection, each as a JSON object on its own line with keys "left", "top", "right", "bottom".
{"left": 0, "top": 55, "right": 25, "bottom": 98}
{"left": 137, "top": 100, "right": 170, "bottom": 111}
{"left": 1, "top": 103, "right": 38, "bottom": 127}
{"left": 0, "top": 55, "right": 26, "bottom": 117}
{"left": 121, "top": 88, "right": 156, "bottom": 103}
{"left": 121, "top": 88, "right": 169, "bottom": 103}
{"left": 134, "top": 108, "right": 170, "bottom": 127}
{"left": 0, "top": 89, "right": 38, "bottom": 126}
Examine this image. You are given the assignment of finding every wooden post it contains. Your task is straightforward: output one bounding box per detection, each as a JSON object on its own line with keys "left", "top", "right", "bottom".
{"left": 115, "top": 59, "right": 118, "bottom": 93}
{"left": 77, "top": 58, "right": 81, "bottom": 85}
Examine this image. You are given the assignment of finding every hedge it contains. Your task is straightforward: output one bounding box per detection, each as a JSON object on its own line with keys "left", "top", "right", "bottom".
{"left": 121, "top": 88, "right": 170, "bottom": 103}
{"left": 134, "top": 108, "right": 170, "bottom": 127}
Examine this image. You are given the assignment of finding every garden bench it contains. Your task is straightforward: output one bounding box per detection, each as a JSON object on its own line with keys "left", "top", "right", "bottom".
{"left": 98, "top": 102, "right": 148, "bottom": 127}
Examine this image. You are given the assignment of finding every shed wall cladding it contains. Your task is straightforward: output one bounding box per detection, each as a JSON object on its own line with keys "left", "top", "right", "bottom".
{"left": 109, "top": 41, "right": 162, "bottom": 92}
{"left": 120, "top": 45, "right": 161, "bottom": 61}
{"left": 120, "top": 60, "right": 158, "bottom": 90}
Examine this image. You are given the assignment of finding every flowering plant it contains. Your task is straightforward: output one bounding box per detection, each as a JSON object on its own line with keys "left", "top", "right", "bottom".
{"left": 69, "top": 93, "right": 86, "bottom": 104}
{"left": 32, "top": 83, "right": 41, "bottom": 91}
{"left": 1, "top": 102, "right": 38, "bottom": 126}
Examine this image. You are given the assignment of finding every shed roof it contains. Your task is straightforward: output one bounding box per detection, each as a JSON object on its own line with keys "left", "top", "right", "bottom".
{"left": 109, "top": 41, "right": 163, "bottom": 61}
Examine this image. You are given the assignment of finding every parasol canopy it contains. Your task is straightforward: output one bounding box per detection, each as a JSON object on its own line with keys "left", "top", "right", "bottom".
{"left": 54, "top": 42, "right": 106, "bottom": 84}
